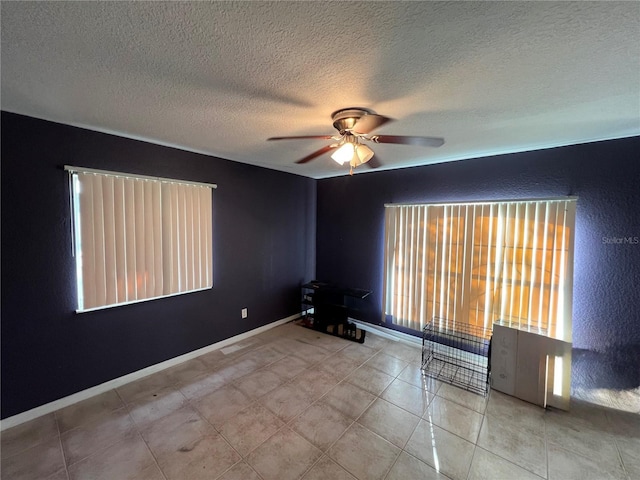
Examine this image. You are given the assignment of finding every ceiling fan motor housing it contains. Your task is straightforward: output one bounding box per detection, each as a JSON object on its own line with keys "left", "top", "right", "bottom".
{"left": 331, "top": 107, "right": 373, "bottom": 134}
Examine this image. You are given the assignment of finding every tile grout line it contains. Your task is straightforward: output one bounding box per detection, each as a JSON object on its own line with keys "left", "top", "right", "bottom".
{"left": 53, "top": 410, "right": 71, "bottom": 480}
{"left": 468, "top": 405, "right": 489, "bottom": 480}
{"left": 544, "top": 402, "right": 549, "bottom": 480}
{"left": 608, "top": 415, "right": 631, "bottom": 479}
{"left": 465, "top": 445, "right": 478, "bottom": 480}
{"left": 135, "top": 422, "right": 169, "bottom": 480}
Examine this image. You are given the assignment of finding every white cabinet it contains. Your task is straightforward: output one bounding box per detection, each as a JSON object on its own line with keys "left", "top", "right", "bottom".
{"left": 491, "top": 322, "right": 571, "bottom": 410}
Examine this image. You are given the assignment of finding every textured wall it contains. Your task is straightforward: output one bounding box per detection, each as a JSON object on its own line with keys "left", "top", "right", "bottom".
{"left": 317, "top": 137, "right": 640, "bottom": 395}
{"left": 1, "top": 112, "right": 316, "bottom": 418}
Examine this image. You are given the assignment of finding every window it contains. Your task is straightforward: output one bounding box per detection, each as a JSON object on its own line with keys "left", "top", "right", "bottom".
{"left": 67, "top": 166, "right": 215, "bottom": 312}
{"left": 383, "top": 198, "right": 577, "bottom": 343}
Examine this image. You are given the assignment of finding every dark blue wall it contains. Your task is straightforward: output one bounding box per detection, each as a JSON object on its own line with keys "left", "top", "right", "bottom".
{"left": 1, "top": 112, "right": 316, "bottom": 418}
{"left": 317, "top": 137, "right": 640, "bottom": 393}
{"left": 2, "top": 111, "right": 637, "bottom": 417}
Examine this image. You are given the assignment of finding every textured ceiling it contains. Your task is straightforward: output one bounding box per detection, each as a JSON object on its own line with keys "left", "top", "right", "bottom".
{"left": 2, "top": 1, "right": 639, "bottom": 178}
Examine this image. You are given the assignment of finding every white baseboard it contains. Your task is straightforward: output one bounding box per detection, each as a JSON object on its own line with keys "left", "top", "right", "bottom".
{"left": 1, "top": 313, "right": 300, "bottom": 431}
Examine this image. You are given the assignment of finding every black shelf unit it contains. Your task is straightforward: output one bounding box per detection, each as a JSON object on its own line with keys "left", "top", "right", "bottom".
{"left": 299, "top": 281, "right": 371, "bottom": 343}
{"left": 300, "top": 286, "right": 316, "bottom": 327}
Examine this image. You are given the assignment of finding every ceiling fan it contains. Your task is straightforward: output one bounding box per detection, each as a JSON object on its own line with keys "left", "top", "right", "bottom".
{"left": 268, "top": 107, "right": 445, "bottom": 174}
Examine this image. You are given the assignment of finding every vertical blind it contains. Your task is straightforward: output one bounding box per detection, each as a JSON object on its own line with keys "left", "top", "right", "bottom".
{"left": 383, "top": 198, "right": 576, "bottom": 342}
{"left": 70, "top": 169, "right": 213, "bottom": 312}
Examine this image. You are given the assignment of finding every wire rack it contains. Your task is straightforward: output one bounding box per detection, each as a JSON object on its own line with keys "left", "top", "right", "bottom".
{"left": 421, "top": 317, "right": 492, "bottom": 396}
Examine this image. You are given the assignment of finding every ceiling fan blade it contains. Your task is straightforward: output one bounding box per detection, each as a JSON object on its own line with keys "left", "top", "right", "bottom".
{"left": 267, "top": 135, "right": 334, "bottom": 141}
{"left": 365, "top": 155, "right": 382, "bottom": 169}
{"left": 372, "top": 135, "right": 445, "bottom": 147}
{"left": 295, "top": 144, "right": 337, "bottom": 164}
{"left": 351, "top": 114, "right": 392, "bottom": 134}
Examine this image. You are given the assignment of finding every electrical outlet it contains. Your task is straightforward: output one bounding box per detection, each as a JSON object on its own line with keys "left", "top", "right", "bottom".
{"left": 241, "top": 308, "right": 248, "bottom": 319}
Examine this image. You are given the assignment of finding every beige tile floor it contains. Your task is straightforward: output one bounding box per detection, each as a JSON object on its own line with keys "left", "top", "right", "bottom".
{"left": 1, "top": 322, "right": 638, "bottom": 480}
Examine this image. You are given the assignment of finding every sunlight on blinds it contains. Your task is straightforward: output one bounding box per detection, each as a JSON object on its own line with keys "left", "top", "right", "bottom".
{"left": 71, "top": 171, "right": 213, "bottom": 312}
{"left": 383, "top": 199, "right": 576, "bottom": 342}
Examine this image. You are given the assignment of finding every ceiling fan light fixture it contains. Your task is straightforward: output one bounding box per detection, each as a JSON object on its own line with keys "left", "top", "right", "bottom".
{"left": 331, "top": 142, "right": 355, "bottom": 165}
{"left": 355, "top": 144, "right": 374, "bottom": 165}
